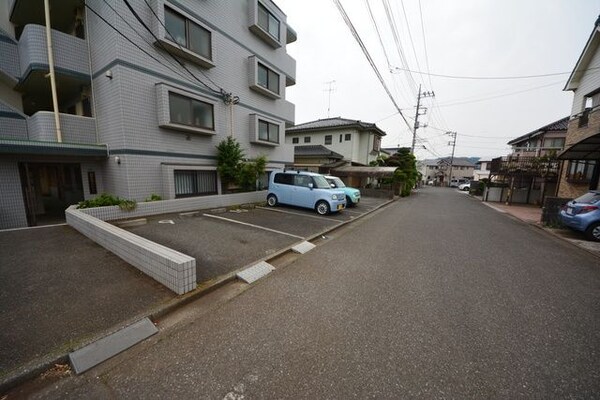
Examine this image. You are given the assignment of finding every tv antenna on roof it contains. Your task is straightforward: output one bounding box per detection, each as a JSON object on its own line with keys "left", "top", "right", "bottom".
{"left": 323, "top": 80, "right": 336, "bottom": 118}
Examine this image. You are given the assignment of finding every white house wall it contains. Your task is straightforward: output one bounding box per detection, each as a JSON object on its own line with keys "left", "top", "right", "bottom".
{"left": 571, "top": 35, "right": 600, "bottom": 115}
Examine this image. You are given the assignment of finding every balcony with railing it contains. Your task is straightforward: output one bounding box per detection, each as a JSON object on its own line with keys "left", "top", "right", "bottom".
{"left": 27, "top": 112, "right": 96, "bottom": 144}
{"left": 490, "top": 156, "right": 559, "bottom": 177}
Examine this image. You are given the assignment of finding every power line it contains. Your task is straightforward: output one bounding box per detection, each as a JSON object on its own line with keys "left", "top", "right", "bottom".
{"left": 121, "top": 0, "right": 223, "bottom": 96}
{"left": 397, "top": 0, "right": 426, "bottom": 88}
{"left": 332, "top": 0, "right": 413, "bottom": 133}
{"left": 435, "top": 80, "right": 563, "bottom": 108}
{"left": 418, "top": 0, "right": 433, "bottom": 90}
{"left": 390, "top": 65, "right": 600, "bottom": 80}
{"left": 141, "top": 0, "right": 223, "bottom": 92}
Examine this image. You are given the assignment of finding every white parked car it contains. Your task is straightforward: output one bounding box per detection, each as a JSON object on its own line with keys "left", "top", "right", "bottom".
{"left": 458, "top": 182, "right": 470, "bottom": 191}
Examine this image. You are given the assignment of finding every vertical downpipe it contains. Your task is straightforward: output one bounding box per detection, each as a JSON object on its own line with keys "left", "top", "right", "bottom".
{"left": 44, "top": 0, "right": 62, "bottom": 142}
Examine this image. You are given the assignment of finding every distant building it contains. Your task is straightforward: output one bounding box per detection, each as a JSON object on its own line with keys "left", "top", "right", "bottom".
{"left": 473, "top": 160, "right": 491, "bottom": 181}
{"left": 507, "top": 117, "right": 568, "bottom": 157}
{"left": 557, "top": 16, "right": 600, "bottom": 198}
{"left": 286, "top": 117, "right": 386, "bottom": 167}
{"left": 419, "top": 157, "right": 476, "bottom": 186}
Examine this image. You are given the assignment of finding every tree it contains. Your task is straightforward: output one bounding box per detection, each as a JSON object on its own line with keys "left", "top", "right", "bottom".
{"left": 216, "top": 137, "right": 268, "bottom": 192}
{"left": 216, "top": 137, "right": 244, "bottom": 191}
{"left": 383, "top": 148, "right": 419, "bottom": 197}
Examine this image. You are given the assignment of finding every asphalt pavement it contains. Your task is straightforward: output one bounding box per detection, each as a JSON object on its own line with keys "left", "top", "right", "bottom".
{"left": 15, "top": 186, "right": 600, "bottom": 398}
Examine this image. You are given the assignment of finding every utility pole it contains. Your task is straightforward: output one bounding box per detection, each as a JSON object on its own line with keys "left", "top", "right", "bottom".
{"left": 447, "top": 131, "right": 457, "bottom": 186}
{"left": 323, "top": 80, "right": 336, "bottom": 118}
{"left": 411, "top": 84, "right": 435, "bottom": 154}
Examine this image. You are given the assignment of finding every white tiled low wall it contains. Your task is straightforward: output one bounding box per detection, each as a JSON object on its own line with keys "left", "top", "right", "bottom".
{"left": 81, "top": 191, "right": 267, "bottom": 221}
{"left": 65, "top": 191, "right": 267, "bottom": 294}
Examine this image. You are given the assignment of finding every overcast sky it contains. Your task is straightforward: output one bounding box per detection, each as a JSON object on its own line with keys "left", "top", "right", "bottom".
{"left": 276, "top": 0, "right": 600, "bottom": 160}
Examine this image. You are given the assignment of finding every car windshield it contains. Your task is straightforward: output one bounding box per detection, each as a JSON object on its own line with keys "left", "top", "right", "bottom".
{"left": 574, "top": 192, "right": 600, "bottom": 204}
{"left": 327, "top": 177, "right": 346, "bottom": 188}
{"left": 313, "top": 175, "right": 332, "bottom": 189}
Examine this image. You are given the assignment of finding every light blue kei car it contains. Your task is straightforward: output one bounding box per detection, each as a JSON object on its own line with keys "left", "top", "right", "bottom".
{"left": 324, "top": 175, "right": 361, "bottom": 206}
{"left": 559, "top": 190, "right": 600, "bottom": 242}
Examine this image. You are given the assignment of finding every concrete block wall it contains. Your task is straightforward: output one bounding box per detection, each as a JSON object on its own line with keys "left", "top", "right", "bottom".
{"left": 66, "top": 206, "right": 196, "bottom": 295}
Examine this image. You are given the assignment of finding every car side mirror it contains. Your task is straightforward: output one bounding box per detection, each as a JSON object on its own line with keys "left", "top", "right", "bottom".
{"left": 330, "top": 184, "right": 335, "bottom": 188}
{"left": 308, "top": 183, "right": 314, "bottom": 189}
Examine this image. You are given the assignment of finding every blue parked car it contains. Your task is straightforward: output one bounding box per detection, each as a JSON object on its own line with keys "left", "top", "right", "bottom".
{"left": 266, "top": 170, "right": 346, "bottom": 215}
{"left": 324, "top": 175, "right": 361, "bottom": 206}
{"left": 559, "top": 190, "right": 600, "bottom": 241}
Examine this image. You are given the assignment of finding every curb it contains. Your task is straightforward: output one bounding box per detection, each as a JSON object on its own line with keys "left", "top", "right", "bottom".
{"left": 0, "top": 196, "right": 397, "bottom": 394}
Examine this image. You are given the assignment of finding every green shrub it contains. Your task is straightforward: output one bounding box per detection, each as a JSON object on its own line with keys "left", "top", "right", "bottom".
{"left": 145, "top": 194, "right": 162, "bottom": 202}
{"left": 77, "top": 193, "right": 137, "bottom": 211}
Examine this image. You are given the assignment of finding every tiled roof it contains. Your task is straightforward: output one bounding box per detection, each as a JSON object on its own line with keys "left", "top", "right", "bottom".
{"left": 294, "top": 145, "right": 344, "bottom": 159}
{"left": 287, "top": 117, "right": 386, "bottom": 136}
{"left": 507, "top": 116, "right": 569, "bottom": 145}
{"left": 422, "top": 157, "right": 476, "bottom": 167}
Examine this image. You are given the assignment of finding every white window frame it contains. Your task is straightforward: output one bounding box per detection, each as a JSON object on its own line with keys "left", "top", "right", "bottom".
{"left": 155, "top": 2, "right": 215, "bottom": 68}
{"left": 249, "top": 114, "right": 283, "bottom": 146}
{"left": 156, "top": 83, "right": 217, "bottom": 135}
{"left": 248, "top": 55, "right": 282, "bottom": 99}
{"left": 248, "top": 0, "right": 283, "bottom": 48}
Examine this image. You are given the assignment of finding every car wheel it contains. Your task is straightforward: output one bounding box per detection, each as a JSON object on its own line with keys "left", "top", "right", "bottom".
{"left": 585, "top": 222, "right": 600, "bottom": 242}
{"left": 345, "top": 196, "right": 354, "bottom": 207}
{"left": 316, "top": 200, "right": 330, "bottom": 215}
{"left": 267, "top": 194, "right": 278, "bottom": 207}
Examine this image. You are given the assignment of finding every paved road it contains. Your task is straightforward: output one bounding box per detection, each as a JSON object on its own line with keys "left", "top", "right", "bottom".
{"left": 17, "top": 187, "right": 600, "bottom": 398}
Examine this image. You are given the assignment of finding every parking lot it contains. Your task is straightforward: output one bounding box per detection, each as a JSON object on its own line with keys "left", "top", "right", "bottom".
{"left": 124, "top": 196, "right": 390, "bottom": 284}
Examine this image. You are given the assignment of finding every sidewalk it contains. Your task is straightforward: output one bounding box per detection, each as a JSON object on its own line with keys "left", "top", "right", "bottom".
{"left": 481, "top": 200, "right": 600, "bottom": 258}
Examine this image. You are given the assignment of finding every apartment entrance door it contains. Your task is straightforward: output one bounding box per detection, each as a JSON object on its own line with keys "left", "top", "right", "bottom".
{"left": 19, "top": 162, "right": 84, "bottom": 226}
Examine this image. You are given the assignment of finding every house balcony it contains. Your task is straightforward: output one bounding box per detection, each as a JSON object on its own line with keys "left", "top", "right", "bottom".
{"left": 565, "top": 107, "right": 600, "bottom": 148}
{"left": 281, "top": 55, "right": 296, "bottom": 86}
{"left": 510, "top": 146, "right": 564, "bottom": 157}
{"left": 27, "top": 112, "right": 97, "bottom": 145}
{"left": 10, "top": 0, "right": 84, "bottom": 37}
{"left": 0, "top": 31, "right": 20, "bottom": 85}
{"left": 490, "top": 156, "right": 559, "bottom": 177}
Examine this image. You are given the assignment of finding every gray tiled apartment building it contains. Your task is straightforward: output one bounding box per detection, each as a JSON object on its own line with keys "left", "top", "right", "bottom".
{"left": 0, "top": 0, "right": 296, "bottom": 229}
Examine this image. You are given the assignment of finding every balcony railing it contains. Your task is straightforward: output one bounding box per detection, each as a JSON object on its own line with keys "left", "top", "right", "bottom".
{"left": 18, "top": 24, "right": 90, "bottom": 78}
{"left": 490, "top": 156, "right": 559, "bottom": 176}
{"left": 27, "top": 112, "right": 97, "bottom": 144}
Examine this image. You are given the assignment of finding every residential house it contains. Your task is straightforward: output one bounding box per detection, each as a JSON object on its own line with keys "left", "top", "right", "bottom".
{"left": 0, "top": 0, "right": 296, "bottom": 229}
{"left": 487, "top": 118, "right": 569, "bottom": 205}
{"left": 419, "top": 157, "right": 475, "bottom": 186}
{"left": 507, "top": 117, "right": 568, "bottom": 157}
{"left": 286, "top": 117, "right": 386, "bottom": 167}
{"left": 292, "top": 145, "right": 344, "bottom": 173}
{"left": 473, "top": 160, "right": 491, "bottom": 181}
{"left": 557, "top": 16, "right": 600, "bottom": 198}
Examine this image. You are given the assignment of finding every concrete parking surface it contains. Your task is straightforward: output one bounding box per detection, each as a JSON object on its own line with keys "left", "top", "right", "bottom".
{"left": 0, "top": 225, "right": 174, "bottom": 380}
{"left": 124, "top": 197, "right": 389, "bottom": 284}
{"left": 0, "top": 196, "right": 390, "bottom": 390}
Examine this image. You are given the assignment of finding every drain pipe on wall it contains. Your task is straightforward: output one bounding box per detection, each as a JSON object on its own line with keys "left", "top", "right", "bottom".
{"left": 44, "top": 0, "right": 63, "bottom": 143}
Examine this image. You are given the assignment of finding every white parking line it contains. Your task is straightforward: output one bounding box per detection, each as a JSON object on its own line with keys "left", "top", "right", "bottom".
{"left": 342, "top": 208, "right": 363, "bottom": 215}
{"left": 203, "top": 213, "right": 305, "bottom": 239}
{"left": 256, "top": 206, "right": 339, "bottom": 221}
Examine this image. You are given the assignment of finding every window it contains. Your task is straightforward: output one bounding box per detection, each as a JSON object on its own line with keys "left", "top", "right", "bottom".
{"left": 294, "top": 175, "right": 312, "bottom": 187}
{"left": 257, "top": 63, "right": 280, "bottom": 95}
{"left": 274, "top": 173, "right": 294, "bottom": 185}
{"left": 304, "top": 137, "right": 311, "bottom": 143}
{"left": 566, "top": 160, "right": 597, "bottom": 183}
{"left": 174, "top": 170, "right": 217, "bottom": 198}
{"left": 87, "top": 171, "right": 97, "bottom": 195}
{"left": 345, "top": 134, "right": 351, "bottom": 141}
{"left": 373, "top": 136, "right": 381, "bottom": 151}
{"left": 543, "top": 138, "right": 565, "bottom": 148}
{"left": 292, "top": 137, "right": 299, "bottom": 144}
{"left": 257, "top": 2, "right": 280, "bottom": 40}
{"left": 258, "top": 119, "right": 279, "bottom": 144}
{"left": 165, "top": 7, "right": 211, "bottom": 60}
{"left": 324, "top": 135, "right": 332, "bottom": 145}
{"left": 169, "top": 92, "right": 214, "bottom": 130}
{"left": 339, "top": 134, "right": 343, "bottom": 143}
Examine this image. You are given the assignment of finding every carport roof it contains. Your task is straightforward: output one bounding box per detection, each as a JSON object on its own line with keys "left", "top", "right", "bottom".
{"left": 294, "top": 145, "right": 344, "bottom": 159}
{"left": 558, "top": 132, "right": 600, "bottom": 160}
{"left": 331, "top": 166, "right": 397, "bottom": 177}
